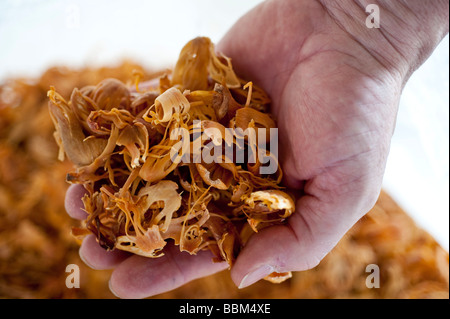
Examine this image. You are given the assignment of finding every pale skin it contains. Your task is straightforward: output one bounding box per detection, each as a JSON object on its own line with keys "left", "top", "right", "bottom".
{"left": 65, "top": 0, "right": 449, "bottom": 298}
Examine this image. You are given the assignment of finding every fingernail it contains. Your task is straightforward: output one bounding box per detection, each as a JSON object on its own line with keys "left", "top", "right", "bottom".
{"left": 78, "top": 249, "right": 96, "bottom": 270}
{"left": 238, "top": 265, "right": 274, "bottom": 289}
{"left": 108, "top": 279, "right": 120, "bottom": 299}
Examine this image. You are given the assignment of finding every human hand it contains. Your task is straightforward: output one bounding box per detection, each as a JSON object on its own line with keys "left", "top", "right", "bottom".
{"left": 65, "top": 0, "right": 448, "bottom": 298}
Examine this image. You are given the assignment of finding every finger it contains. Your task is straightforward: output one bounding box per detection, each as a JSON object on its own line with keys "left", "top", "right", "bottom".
{"left": 230, "top": 220, "right": 314, "bottom": 289}
{"left": 231, "top": 193, "right": 370, "bottom": 289}
{"left": 65, "top": 184, "right": 88, "bottom": 220}
{"left": 79, "top": 234, "right": 130, "bottom": 270}
{"left": 109, "top": 243, "right": 229, "bottom": 299}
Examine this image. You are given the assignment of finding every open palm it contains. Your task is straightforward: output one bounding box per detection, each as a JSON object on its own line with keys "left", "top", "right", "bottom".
{"left": 66, "top": 0, "right": 437, "bottom": 298}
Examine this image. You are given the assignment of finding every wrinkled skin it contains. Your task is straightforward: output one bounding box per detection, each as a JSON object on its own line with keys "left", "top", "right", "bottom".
{"left": 66, "top": 0, "right": 448, "bottom": 298}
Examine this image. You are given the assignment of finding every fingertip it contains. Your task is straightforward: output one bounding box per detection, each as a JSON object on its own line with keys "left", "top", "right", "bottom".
{"left": 230, "top": 225, "right": 300, "bottom": 288}
{"left": 109, "top": 244, "right": 228, "bottom": 299}
{"left": 65, "top": 184, "right": 88, "bottom": 220}
{"left": 108, "top": 278, "right": 121, "bottom": 299}
{"left": 108, "top": 255, "right": 160, "bottom": 299}
{"left": 79, "top": 234, "right": 130, "bottom": 270}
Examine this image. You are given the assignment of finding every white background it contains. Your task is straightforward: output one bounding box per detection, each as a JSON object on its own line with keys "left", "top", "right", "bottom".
{"left": 1, "top": 0, "right": 448, "bottom": 250}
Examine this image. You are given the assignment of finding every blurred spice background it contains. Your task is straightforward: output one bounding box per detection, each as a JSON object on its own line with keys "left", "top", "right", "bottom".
{"left": 0, "top": 0, "right": 448, "bottom": 298}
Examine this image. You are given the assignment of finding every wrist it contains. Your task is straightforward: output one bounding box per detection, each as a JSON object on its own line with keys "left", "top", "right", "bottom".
{"left": 320, "top": 0, "right": 449, "bottom": 82}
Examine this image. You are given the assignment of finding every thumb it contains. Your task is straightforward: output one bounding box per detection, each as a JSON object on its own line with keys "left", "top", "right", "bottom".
{"left": 231, "top": 193, "right": 367, "bottom": 289}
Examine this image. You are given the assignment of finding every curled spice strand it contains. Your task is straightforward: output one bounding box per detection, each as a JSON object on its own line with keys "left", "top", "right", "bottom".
{"left": 48, "top": 37, "right": 295, "bottom": 284}
{"left": 145, "top": 87, "right": 191, "bottom": 124}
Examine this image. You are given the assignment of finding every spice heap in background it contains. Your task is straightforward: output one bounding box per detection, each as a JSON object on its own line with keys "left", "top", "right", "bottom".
{"left": 0, "top": 63, "right": 448, "bottom": 299}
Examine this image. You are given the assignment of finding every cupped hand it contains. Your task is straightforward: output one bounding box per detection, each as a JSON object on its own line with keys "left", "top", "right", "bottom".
{"left": 65, "top": 0, "right": 446, "bottom": 298}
